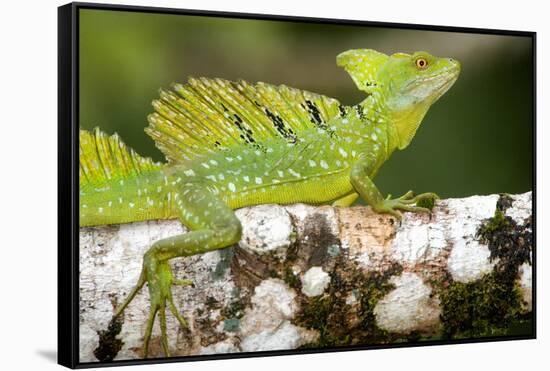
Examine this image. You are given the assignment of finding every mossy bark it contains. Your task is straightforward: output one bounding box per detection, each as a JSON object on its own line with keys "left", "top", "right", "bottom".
{"left": 79, "top": 192, "right": 533, "bottom": 361}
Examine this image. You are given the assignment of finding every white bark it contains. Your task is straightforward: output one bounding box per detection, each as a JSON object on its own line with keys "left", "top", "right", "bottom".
{"left": 79, "top": 192, "right": 532, "bottom": 362}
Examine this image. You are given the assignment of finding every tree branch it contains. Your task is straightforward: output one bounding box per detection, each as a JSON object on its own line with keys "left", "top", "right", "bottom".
{"left": 79, "top": 192, "right": 532, "bottom": 362}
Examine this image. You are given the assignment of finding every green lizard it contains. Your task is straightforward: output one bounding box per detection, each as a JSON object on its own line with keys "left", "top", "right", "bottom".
{"left": 80, "top": 49, "right": 460, "bottom": 357}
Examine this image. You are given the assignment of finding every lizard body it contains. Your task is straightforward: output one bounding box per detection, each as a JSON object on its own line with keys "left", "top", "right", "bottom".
{"left": 79, "top": 49, "right": 460, "bottom": 357}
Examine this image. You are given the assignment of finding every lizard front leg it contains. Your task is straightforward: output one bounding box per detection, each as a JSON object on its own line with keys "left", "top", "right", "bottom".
{"left": 350, "top": 155, "right": 437, "bottom": 219}
{"left": 113, "top": 181, "right": 242, "bottom": 358}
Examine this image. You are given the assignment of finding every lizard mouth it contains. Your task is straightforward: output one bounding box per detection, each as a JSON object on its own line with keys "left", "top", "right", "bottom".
{"left": 431, "top": 69, "right": 460, "bottom": 101}
{"left": 403, "top": 61, "right": 461, "bottom": 103}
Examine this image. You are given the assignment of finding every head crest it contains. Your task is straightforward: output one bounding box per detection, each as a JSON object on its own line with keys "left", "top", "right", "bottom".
{"left": 336, "top": 49, "right": 389, "bottom": 93}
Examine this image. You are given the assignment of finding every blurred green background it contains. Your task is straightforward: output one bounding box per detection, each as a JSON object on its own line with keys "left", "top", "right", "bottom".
{"left": 79, "top": 9, "right": 533, "bottom": 199}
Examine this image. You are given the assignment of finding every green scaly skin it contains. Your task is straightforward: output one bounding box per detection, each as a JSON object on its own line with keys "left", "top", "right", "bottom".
{"left": 80, "top": 49, "right": 460, "bottom": 357}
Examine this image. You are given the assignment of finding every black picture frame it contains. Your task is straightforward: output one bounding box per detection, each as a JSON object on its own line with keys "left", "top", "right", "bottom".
{"left": 58, "top": 2, "right": 537, "bottom": 368}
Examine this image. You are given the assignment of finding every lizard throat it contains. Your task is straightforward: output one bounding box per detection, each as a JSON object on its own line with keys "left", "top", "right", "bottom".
{"left": 391, "top": 104, "right": 430, "bottom": 150}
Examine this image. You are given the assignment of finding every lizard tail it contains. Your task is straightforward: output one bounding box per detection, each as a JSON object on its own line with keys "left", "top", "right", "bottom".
{"left": 79, "top": 127, "right": 162, "bottom": 187}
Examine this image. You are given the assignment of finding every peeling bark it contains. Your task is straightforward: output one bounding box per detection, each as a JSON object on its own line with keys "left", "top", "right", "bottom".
{"left": 79, "top": 192, "right": 533, "bottom": 362}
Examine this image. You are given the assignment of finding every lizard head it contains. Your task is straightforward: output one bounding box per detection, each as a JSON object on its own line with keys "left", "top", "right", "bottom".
{"left": 337, "top": 49, "right": 461, "bottom": 149}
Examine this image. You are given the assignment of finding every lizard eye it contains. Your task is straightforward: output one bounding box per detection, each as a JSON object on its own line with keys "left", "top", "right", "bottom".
{"left": 415, "top": 57, "right": 428, "bottom": 69}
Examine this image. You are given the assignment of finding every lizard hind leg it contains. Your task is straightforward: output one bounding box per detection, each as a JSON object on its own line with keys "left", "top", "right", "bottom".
{"left": 114, "top": 182, "right": 242, "bottom": 358}
{"left": 331, "top": 192, "right": 359, "bottom": 207}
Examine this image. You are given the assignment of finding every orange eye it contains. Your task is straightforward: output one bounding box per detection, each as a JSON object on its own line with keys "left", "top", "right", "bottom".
{"left": 415, "top": 58, "right": 428, "bottom": 69}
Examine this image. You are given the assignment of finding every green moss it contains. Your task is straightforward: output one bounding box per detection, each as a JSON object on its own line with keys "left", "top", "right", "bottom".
{"left": 205, "top": 296, "right": 220, "bottom": 310}
{"left": 477, "top": 198, "right": 532, "bottom": 280}
{"left": 221, "top": 299, "right": 245, "bottom": 320}
{"left": 393, "top": 330, "right": 423, "bottom": 343}
{"left": 440, "top": 194, "right": 532, "bottom": 339}
{"left": 354, "top": 263, "right": 402, "bottom": 342}
{"left": 440, "top": 272, "right": 523, "bottom": 339}
{"left": 220, "top": 292, "right": 246, "bottom": 334}
{"left": 297, "top": 294, "right": 347, "bottom": 348}
{"left": 94, "top": 315, "right": 123, "bottom": 362}
{"left": 496, "top": 193, "right": 514, "bottom": 212}
{"left": 296, "top": 260, "right": 403, "bottom": 348}
{"left": 283, "top": 266, "right": 301, "bottom": 289}
{"left": 268, "top": 268, "right": 280, "bottom": 278}
{"left": 416, "top": 196, "right": 435, "bottom": 210}
{"left": 289, "top": 231, "right": 298, "bottom": 243}
{"left": 477, "top": 209, "right": 507, "bottom": 236}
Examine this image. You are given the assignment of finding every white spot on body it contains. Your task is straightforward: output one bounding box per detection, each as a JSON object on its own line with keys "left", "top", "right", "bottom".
{"left": 288, "top": 169, "right": 300, "bottom": 178}
{"left": 320, "top": 160, "right": 329, "bottom": 169}
{"left": 228, "top": 183, "right": 237, "bottom": 192}
{"left": 338, "top": 148, "right": 348, "bottom": 158}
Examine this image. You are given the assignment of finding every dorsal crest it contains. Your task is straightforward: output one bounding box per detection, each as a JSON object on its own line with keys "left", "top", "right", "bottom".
{"left": 146, "top": 78, "right": 344, "bottom": 164}
{"left": 336, "top": 49, "right": 389, "bottom": 94}
{"left": 80, "top": 128, "right": 162, "bottom": 186}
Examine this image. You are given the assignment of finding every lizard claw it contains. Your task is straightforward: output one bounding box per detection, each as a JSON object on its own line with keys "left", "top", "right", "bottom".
{"left": 373, "top": 190, "right": 438, "bottom": 219}
{"left": 114, "top": 253, "right": 190, "bottom": 358}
